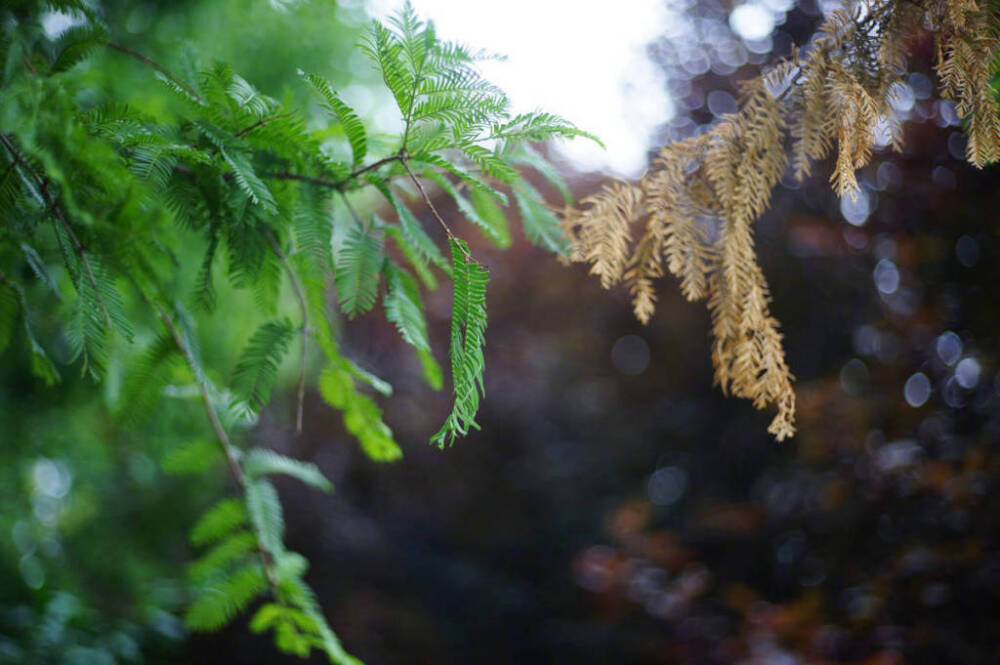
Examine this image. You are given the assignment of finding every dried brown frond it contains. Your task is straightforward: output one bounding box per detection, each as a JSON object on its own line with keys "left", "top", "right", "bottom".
{"left": 564, "top": 182, "right": 644, "bottom": 289}
{"left": 562, "top": 0, "right": 1000, "bottom": 441}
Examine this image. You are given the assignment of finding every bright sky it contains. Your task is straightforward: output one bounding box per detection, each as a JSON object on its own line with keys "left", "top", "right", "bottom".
{"left": 365, "top": 0, "right": 675, "bottom": 176}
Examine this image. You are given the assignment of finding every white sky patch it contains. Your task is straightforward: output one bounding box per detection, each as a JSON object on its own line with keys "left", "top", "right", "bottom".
{"left": 366, "top": 0, "right": 673, "bottom": 176}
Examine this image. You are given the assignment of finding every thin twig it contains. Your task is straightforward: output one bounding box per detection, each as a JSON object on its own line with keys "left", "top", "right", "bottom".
{"left": 268, "top": 171, "right": 341, "bottom": 189}
{"left": 264, "top": 231, "right": 310, "bottom": 435}
{"left": 0, "top": 134, "right": 112, "bottom": 327}
{"left": 106, "top": 41, "right": 203, "bottom": 102}
{"left": 400, "top": 156, "right": 466, "bottom": 253}
{"left": 267, "top": 154, "right": 403, "bottom": 191}
{"left": 336, "top": 153, "right": 403, "bottom": 187}
{"left": 235, "top": 113, "right": 284, "bottom": 139}
{"left": 338, "top": 191, "right": 365, "bottom": 229}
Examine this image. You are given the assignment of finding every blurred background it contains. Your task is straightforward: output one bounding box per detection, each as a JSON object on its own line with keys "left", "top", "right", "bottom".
{"left": 3, "top": 0, "right": 1000, "bottom": 664}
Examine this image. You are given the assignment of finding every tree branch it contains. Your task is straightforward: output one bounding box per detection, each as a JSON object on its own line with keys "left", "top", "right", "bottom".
{"left": 267, "top": 154, "right": 403, "bottom": 191}
{"left": 264, "top": 231, "right": 310, "bottom": 435}
{"left": 106, "top": 41, "right": 203, "bottom": 102}
{"left": 0, "top": 133, "right": 112, "bottom": 328}
{"left": 151, "top": 299, "right": 279, "bottom": 588}
{"left": 400, "top": 155, "right": 465, "bottom": 252}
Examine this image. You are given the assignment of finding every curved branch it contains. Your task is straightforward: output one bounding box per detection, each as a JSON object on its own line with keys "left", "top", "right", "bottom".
{"left": 0, "top": 134, "right": 112, "bottom": 328}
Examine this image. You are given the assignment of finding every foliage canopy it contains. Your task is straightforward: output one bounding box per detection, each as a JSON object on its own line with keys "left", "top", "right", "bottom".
{"left": 1, "top": 1, "right": 593, "bottom": 661}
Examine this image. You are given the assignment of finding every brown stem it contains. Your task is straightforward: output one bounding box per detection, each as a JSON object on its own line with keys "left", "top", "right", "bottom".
{"left": 264, "top": 231, "right": 310, "bottom": 435}
{"left": 106, "top": 41, "right": 203, "bottom": 102}
{"left": 0, "top": 134, "right": 112, "bottom": 328}
{"left": 401, "top": 156, "right": 467, "bottom": 254}
{"left": 235, "top": 114, "right": 280, "bottom": 139}
{"left": 268, "top": 154, "right": 403, "bottom": 192}
{"left": 268, "top": 171, "right": 341, "bottom": 189}
{"left": 338, "top": 153, "right": 404, "bottom": 186}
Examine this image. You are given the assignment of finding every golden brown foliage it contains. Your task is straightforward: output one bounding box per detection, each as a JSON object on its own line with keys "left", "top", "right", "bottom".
{"left": 563, "top": 0, "right": 1000, "bottom": 440}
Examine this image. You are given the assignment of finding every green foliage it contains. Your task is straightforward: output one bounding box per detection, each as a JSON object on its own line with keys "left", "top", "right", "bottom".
{"left": 243, "top": 448, "right": 333, "bottom": 492}
{"left": 431, "top": 238, "right": 490, "bottom": 448}
{"left": 301, "top": 71, "right": 368, "bottom": 167}
{"left": 231, "top": 319, "right": 296, "bottom": 412}
{"left": 0, "top": 0, "right": 594, "bottom": 660}
{"left": 190, "top": 498, "right": 247, "bottom": 548}
{"left": 335, "top": 225, "right": 383, "bottom": 318}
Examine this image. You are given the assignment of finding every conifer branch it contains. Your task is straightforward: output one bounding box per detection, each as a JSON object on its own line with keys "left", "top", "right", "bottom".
{"left": 0, "top": 133, "right": 112, "bottom": 328}
{"left": 264, "top": 230, "right": 310, "bottom": 434}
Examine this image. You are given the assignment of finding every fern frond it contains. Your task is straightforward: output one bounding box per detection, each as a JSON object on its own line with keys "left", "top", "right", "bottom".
{"left": 243, "top": 448, "right": 333, "bottom": 492}
{"left": 318, "top": 364, "right": 402, "bottom": 461}
{"left": 49, "top": 23, "right": 107, "bottom": 74}
{"left": 245, "top": 479, "right": 285, "bottom": 557}
{"left": 360, "top": 21, "right": 413, "bottom": 116}
{"left": 188, "top": 532, "right": 257, "bottom": 584}
{"left": 191, "top": 498, "right": 248, "bottom": 547}
{"left": 231, "top": 319, "right": 295, "bottom": 412}
{"left": 513, "top": 180, "right": 569, "bottom": 256}
{"left": 301, "top": 71, "right": 368, "bottom": 167}
{"left": 424, "top": 170, "right": 510, "bottom": 247}
{"left": 491, "top": 111, "right": 602, "bottom": 147}
{"left": 430, "top": 238, "right": 488, "bottom": 448}
{"left": 185, "top": 563, "right": 268, "bottom": 631}
{"left": 335, "top": 225, "right": 384, "bottom": 318}
{"left": 407, "top": 151, "right": 507, "bottom": 204}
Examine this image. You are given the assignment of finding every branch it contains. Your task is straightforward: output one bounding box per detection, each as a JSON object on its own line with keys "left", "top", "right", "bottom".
{"left": 264, "top": 231, "right": 310, "bottom": 435}
{"left": 151, "top": 299, "right": 280, "bottom": 588}
{"left": 235, "top": 113, "right": 286, "bottom": 139}
{"left": 106, "top": 41, "right": 203, "bottom": 102}
{"left": 268, "top": 171, "right": 341, "bottom": 189}
{"left": 266, "top": 154, "right": 403, "bottom": 191}
{"left": 400, "top": 155, "right": 466, "bottom": 253}
{"left": 0, "top": 134, "right": 112, "bottom": 327}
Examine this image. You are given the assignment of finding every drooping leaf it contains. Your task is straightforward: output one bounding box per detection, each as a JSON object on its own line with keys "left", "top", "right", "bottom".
{"left": 243, "top": 448, "right": 333, "bottom": 492}
{"left": 301, "top": 71, "right": 368, "bottom": 167}
{"left": 335, "top": 226, "right": 383, "bottom": 318}
{"left": 191, "top": 498, "right": 248, "bottom": 547}
{"left": 231, "top": 319, "right": 295, "bottom": 412}
{"left": 430, "top": 238, "right": 489, "bottom": 447}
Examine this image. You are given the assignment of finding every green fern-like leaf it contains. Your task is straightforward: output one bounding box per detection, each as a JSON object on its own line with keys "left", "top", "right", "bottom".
{"left": 335, "top": 225, "right": 383, "bottom": 318}
{"left": 424, "top": 170, "right": 510, "bottom": 247}
{"left": 301, "top": 71, "right": 368, "bottom": 167}
{"left": 318, "top": 365, "right": 402, "bottom": 461}
{"left": 161, "top": 439, "right": 220, "bottom": 476}
{"left": 383, "top": 262, "right": 442, "bottom": 389}
{"left": 188, "top": 532, "right": 257, "bottom": 585}
{"left": 185, "top": 563, "right": 268, "bottom": 631}
{"left": 49, "top": 24, "right": 107, "bottom": 74}
{"left": 245, "top": 479, "right": 285, "bottom": 557}
{"left": 243, "top": 448, "right": 333, "bottom": 492}
{"left": 231, "top": 319, "right": 295, "bottom": 412}
{"left": 430, "top": 238, "right": 488, "bottom": 447}
{"left": 360, "top": 21, "right": 413, "bottom": 117}
{"left": 191, "top": 498, "right": 248, "bottom": 547}
{"left": 513, "top": 180, "right": 570, "bottom": 256}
